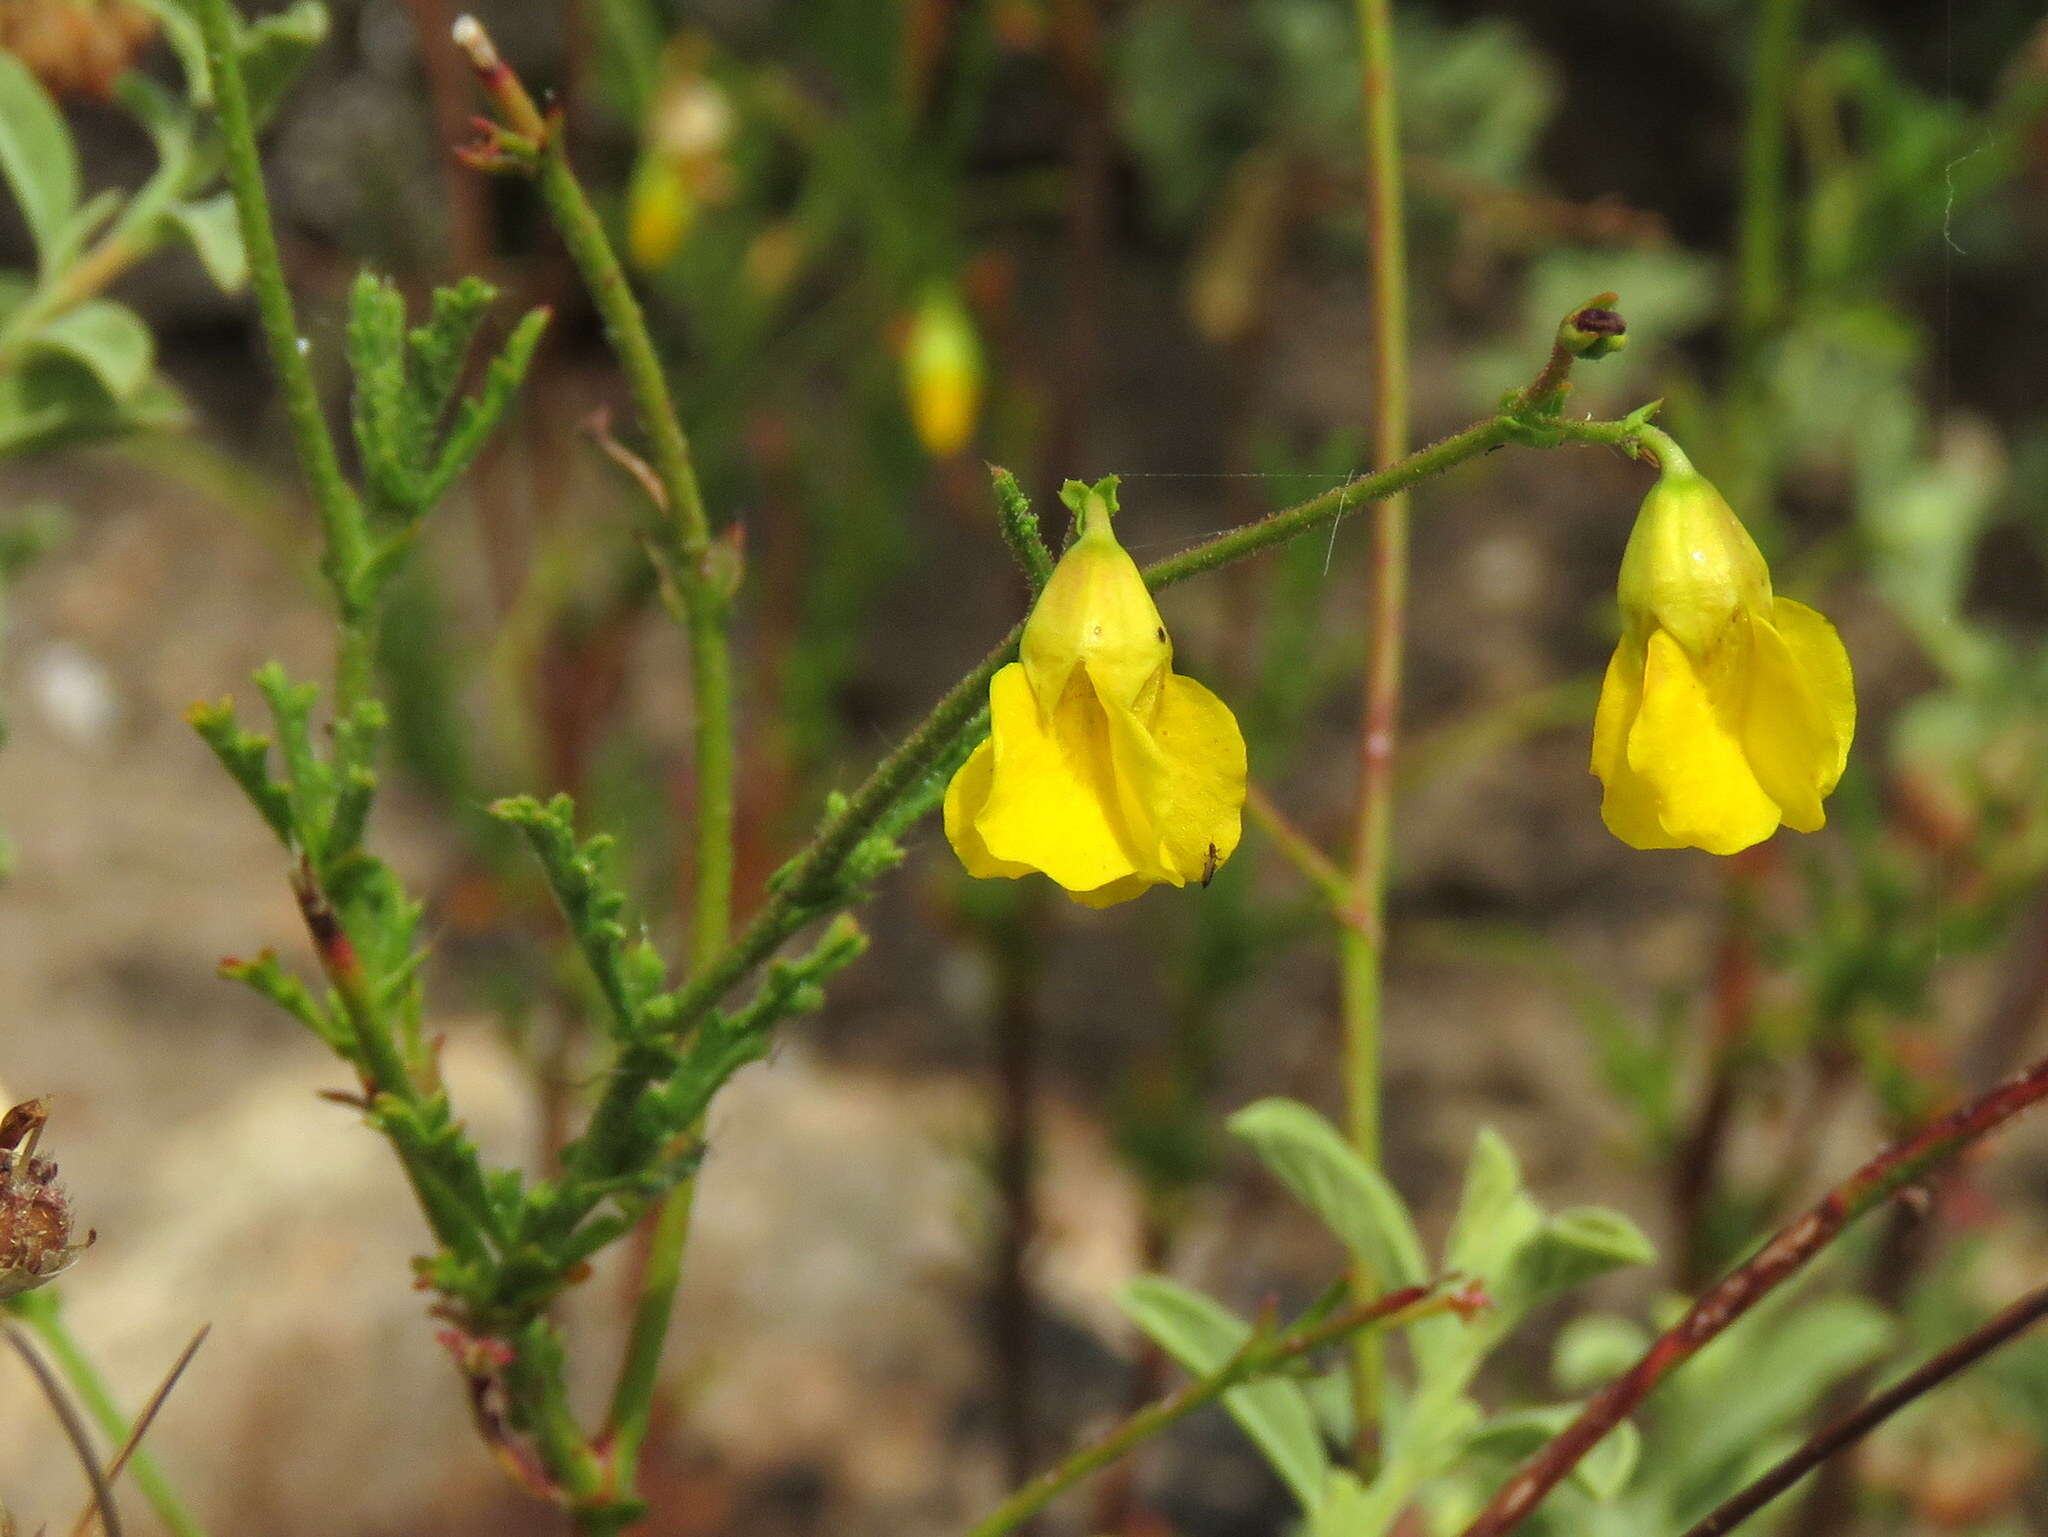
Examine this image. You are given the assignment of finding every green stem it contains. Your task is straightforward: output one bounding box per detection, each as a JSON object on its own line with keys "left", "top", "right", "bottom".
{"left": 194, "top": 0, "right": 372, "bottom": 704}
{"left": 507, "top": 63, "right": 737, "bottom": 1494}
{"left": 963, "top": 1284, "right": 1452, "bottom": 1537}
{"left": 1735, "top": 0, "right": 1806, "bottom": 346}
{"left": 7, "top": 1292, "right": 211, "bottom": 1537}
{"left": 1343, "top": 0, "right": 1409, "bottom": 1464}
{"left": 604, "top": 1175, "right": 698, "bottom": 1471}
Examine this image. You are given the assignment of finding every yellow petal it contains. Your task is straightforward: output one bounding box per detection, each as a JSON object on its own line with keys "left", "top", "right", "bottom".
{"left": 972, "top": 663, "right": 1146, "bottom": 894}
{"left": 1067, "top": 873, "right": 1154, "bottom": 909}
{"left": 1627, "top": 628, "right": 1781, "bottom": 855}
{"left": 1770, "top": 597, "right": 1855, "bottom": 792}
{"left": 942, "top": 736, "right": 1034, "bottom": 880}
{"left": 1739, "top": 607, "right": 1844, "bottom": 834}
{"left": 1591, "top": 637, "right": 1681, "bottom": 850}
{"left": 1098, "top": 669, "right": 1246, "bottom": 885}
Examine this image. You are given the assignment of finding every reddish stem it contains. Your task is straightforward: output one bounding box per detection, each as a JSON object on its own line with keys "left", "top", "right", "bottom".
{"left": 1456, "top": 1049, "right": 2048, "bottom": 1537}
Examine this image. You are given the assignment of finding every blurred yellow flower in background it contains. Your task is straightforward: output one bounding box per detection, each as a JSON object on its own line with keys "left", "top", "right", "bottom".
{"left": 1593, "top": 439, "right": 1854, "bottom": 854}
{"left": 902, "top": 283, "right": 984, "bottom": 458}
{"left": 946, "top": 479, "right": 1246, "bottom": 906}
{"left": 625, "top": 39, "right": 735, "bottom": 273}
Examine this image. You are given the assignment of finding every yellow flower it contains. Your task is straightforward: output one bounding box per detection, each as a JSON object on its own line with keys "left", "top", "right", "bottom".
{"left": 627, "top": 153, "right": 696, "bottom": 274}
{"left": 902, "top": 284, "right": 983, "bottom": 458}
{"left": 1592, "top": 446, "right": 1855, "bottom": 854}
{"left": 945, "top": 479, "right": 1247, "bottom": 906}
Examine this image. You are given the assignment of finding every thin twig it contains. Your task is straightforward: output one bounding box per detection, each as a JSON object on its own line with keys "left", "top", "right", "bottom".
{"left": 1680, "top": 1281, "right": 2048, "bottom": 1537}
{"left": 1456, "top": 1048, "right": 2048, "bottom": 1537}
{"left": 5, "top": 1321, "right": 123, "bottom": 1537}
{"left": 1243, "top": 783, "right": 1367, "bottom": 934}
{"left": 68, "top": 1326, "right": 210, "bottom": 1537}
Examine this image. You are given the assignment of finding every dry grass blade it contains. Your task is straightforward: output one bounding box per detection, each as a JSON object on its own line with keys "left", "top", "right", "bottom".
{"left": 66, "top": 1325, "right": 210, "bottom": 1537}
{"left": 2, "top": 1321, "right": 122, "bottom": 1537}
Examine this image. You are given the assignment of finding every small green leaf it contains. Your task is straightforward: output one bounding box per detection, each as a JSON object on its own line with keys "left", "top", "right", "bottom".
{"left": 1505, "top": 1205, "right": 1655, "bottom": 1310}
{"left": 166, "top": 193, "right": 248, "bottom": 291}
{"left": 239, "top": 1, "right": 331, "bottom": 124}
{"left": 1464, "top": 1403, "right": 1576, "bottom": 1463}
{"left": 1309, "top": 1469, "right": 1393, "bottom": 1537}
{"left": 1116, "top": 1276, "right": 1331, "bottom": 1513}
{"left": 1573, "top": 1418, "right": 1638, "bottom": 1502}
{"left": 1443, "top": 1126, "right": 1541, "bottom": 1282}
{"left": 1551, "top": 1313, "right": 1649, "bottom": 1393}
{"left": 0, "top": 52, "right": 81, "bottom": 270}
{"left": 128, "top": 0, "right": 211, "bottom": 98}
{"left": 1228, "top": 1098, "right": 1427, "bottom": 1289}
{"left": 33, "top": 301, "right": 155, "bottom": 401}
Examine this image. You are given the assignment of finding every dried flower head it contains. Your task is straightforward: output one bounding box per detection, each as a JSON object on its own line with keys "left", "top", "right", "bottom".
{"left": 0, "top": 1099, "right": 94, "bottom": 1299}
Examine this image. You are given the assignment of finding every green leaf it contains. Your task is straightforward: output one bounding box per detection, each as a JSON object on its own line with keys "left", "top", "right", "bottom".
{"left": 1443, "top": 1126, "right": 1542, "bottom": 1283}
{"left": 1115, "top": 1276, "right": 1331, "bottom": 1513}
{"left": 240, "top": 1, "right": 331, "bottom": 125}
{"left": 1504, "top": 1205, "right": 1655, "bottom": 1312}
{"left": 1464, "top": 1403, "right": 1576, "bottom": 1462}
{"left": 0, "top": 52, "right": 81, "bottom": 270}
{"left": 166, "top": 193, "right": 248, "bottom": 291}
{"left": 0, "top": 354, "right": 185, "bottom": 457}
{"left": 1574, "top": 1418, "right": 1639, "bottom": 1502}
{"left": 1309, "top": 1469, "right": 1393, "bottom": 1537}
{"left": 128, "top": 0, "right": 211, "bottom": 98}
{"left": 1550, "top": 1312, "right": 1650, "bottom": 1393}
{"left": 1228, "top": 1098, "right": 1427, "bottom": 1289}
{"left": 33, "top": 301, "right": 155, "bottom": 400}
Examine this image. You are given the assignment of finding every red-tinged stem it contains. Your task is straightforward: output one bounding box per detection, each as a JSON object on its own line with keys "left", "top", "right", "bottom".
{"left": 1680, "top": 1281, "right": 2048, "bottom": 1537}
{"left": 1456, "top": 1049, "right": 2048, "bottom": 1537}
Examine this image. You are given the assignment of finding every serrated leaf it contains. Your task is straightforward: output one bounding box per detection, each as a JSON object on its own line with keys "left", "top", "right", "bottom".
{"left": 0, "top": 52, "right": 81, "bottom": 270}
{"left": 1116, "top": 1276, "right": 1331, "bottom": 1512}
{"left": 1228, "top": 1098, "right": 1426, "bottom": 1289}
{"left": 166, "top": 193, "right": 248, "bottom": 291}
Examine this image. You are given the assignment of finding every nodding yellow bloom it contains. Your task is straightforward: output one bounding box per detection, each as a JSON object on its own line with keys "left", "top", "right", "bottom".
{"left": 945, "top": 479, "right": 1247, "bottom": 906}
{"left": 1592, "top": 442, "right": 1855, "bottom": 854}
{"left": 903, "top": 285, "right": 983, "bottom": 458}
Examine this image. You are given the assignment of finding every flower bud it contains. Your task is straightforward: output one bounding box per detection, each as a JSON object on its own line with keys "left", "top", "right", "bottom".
{"left": 1020, "top": 478, "right": 1170, "bottom": 715}
{"left": 1615, "top": 464, "right": 1771, "bottom": 658}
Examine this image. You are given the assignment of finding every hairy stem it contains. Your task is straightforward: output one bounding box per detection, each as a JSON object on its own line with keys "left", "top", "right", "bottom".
{"left": 450, "top": 20, "right": 740, "bottom": 1489}
{"left": 1343, "top": 0, "right": 1410, "bottom": 1461}
{"left": 195, "top": 0, "right": 372, "bottom": 705}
